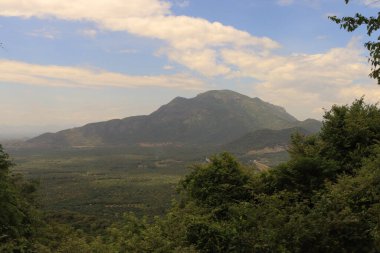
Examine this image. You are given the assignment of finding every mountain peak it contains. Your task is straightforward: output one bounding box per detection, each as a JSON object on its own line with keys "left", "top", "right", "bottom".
{"left": 27, "top": 90, "right": 319, "bottom": 148}
{"left": 196, "top": 89, "right": 250, "bottom": 100}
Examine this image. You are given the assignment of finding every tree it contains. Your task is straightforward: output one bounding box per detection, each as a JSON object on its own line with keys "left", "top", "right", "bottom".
{"left": 0, "top": 145, "right": 39, "bottom": 251}
{"left": 319, "top": 97, "right": 380, "bottom": 172}
{"left": 329, "top": 0, "right": 380, "bottom": 83}
{"left": 179, "top": 152, "right": 253, "bottom": 209}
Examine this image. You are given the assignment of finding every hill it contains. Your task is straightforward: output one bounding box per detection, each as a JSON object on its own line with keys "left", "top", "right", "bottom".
{"left": 27, "top": 90, "right": 320, "bottom": 148}
{"left": 223, "top": 127, "right": 310, "bottom": 154}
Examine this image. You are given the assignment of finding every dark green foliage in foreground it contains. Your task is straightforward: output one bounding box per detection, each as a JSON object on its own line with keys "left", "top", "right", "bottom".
{"left": 180, "top": 153, "right": 253, "bottom": 208}
{"left": 0, "top": 145, "right": 40, "bottom": 252}
{"left": 261, "top": 156, "right": 339, "bottom": 195}
{"left": 320, "top": 98, "right": 380, "bottom": 172}
{"left": 4, "top": 98, "right": 380, "bottom": 252}
{"left": 109, "top": 98, "right": 380, "bottom": 252}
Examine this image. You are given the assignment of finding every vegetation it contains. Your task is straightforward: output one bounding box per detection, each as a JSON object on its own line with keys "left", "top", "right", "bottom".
{"left": 330, "top": 0, "right": 380, "bottom": 83}
{"left": 0, "top": 145, "right": 40, "bottom": 252}
{"left": 9, "top": 145, "right": 212, "bottom": 221}
{"left": 2, "top": 98, "right": 380, "bottom": 252}
{"left": 9, "top": 138, "right": 288, "bottom": 222}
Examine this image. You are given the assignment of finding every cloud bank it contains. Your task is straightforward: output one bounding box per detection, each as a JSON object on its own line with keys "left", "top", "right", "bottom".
{"left": 0, "top": 0, "right": 279, "bottom": 77}
{"left": 0, "top": 0, "right": 378, "bottom": 120}
{"left": 0, "top": 60, "right": 204, "bottom": 90}
{"left": 222, "top": 38, "right": 379, "bottom": 118}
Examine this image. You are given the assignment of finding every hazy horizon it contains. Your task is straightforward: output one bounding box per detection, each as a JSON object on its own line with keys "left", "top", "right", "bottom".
{"left": 0, "top": 89, "right": 305, "bottom": 139}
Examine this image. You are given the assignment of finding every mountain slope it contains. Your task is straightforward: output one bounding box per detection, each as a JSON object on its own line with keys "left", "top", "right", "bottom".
{"left": 223, "top": 127, "right": 310, "bottom": 154}
{"left": 293, "top": 118, "right": 322, "bottom": 133}
{"left": 28, "top": 90, "right": 318, "bottom": 148}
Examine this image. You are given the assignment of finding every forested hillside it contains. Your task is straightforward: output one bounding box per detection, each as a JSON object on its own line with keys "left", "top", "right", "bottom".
{"left": 2, "top": 98, "right": 380, "bottom": 252}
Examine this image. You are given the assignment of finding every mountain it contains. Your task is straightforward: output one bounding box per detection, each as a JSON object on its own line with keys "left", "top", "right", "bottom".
{"left": 27, "top": 90, "right": 320, "bottom": 148}
{"left": 294, "top": 118, "right": 322, "bottom": 133}
{"left": 223, "top": 127, "right": 310, "bottom": 154}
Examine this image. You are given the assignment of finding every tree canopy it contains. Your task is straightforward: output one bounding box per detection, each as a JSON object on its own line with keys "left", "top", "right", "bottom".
{"left": 0, "top": 145, "right": 39, "bottom": 252}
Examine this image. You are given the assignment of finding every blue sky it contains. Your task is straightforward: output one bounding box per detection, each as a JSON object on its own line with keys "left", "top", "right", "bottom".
{"left": 0, "top": 0, "right": 379, "bottom": 137}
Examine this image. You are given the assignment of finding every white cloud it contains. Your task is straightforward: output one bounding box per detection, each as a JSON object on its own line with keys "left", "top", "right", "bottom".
{"left": 0, "top": 0, "right": 280, "bottom": 76}
{"left": 27, "top": 27, "right": 59, "bottom": 39}
{"left": 174, "top": 0, "right": 190, "bottom": 8}
{"left": 0, "top": 0, "right": 378, "bottom": 121}
{"left": 276, "top": 0, "right": 322, "bottom": 7}
{"left": 163, "top": 65, "right": 174, "bottom": 70}
{"left": 0, "top": 0, "right": 171, "bottom": 19}
{"left": 276, "top": 0, "right": 294, "bottom": 6}
{"left": 79, "top": 29, "right": 98, "bottom": 38}
{"left": 316, "top": 35, "right": 328, "bottom": 40}
{"left": 361, "top": 0, "right": 380, "bottom": 7}
{"left": 0, "top": 60, "right": 204, "bottom": 90}
{"left": 119, "top": 49, "right": 139, "bottom": 54}
{"left": 164, "top": 47, "right": 231, "bottom": 76}
{"left": 221, "top": 38, "right": 379, "bottom": 119}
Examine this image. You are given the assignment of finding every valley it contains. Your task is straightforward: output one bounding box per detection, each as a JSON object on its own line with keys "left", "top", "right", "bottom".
{"left": 6, "top": 90, "right": 319, "bottom": 222}
{"left": 8, "top": 143, "right": 289, "bottom": 223}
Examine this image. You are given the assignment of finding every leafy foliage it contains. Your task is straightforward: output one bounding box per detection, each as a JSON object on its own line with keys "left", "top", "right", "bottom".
{"left": 329, "top": 0, "right": 380, "bottom": 83}
{"left": 320, "top": 98, "right": 380, "bottom": 171}
{"left": 0, "top": 145, "right": 40, "bottom": 252}
{"left": 127, "top": 98, "right": 380, "bottom": 252}
{"left": 180, "top": 153, "right": 253, "bottom": 208}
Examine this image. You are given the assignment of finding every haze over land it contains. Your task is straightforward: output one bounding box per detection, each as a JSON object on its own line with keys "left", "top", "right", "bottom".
{"left": 0, "top": 0, "right": 379, "bottom": 136}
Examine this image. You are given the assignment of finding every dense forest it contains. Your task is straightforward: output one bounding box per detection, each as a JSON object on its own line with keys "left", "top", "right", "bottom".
{"left": 1, "top": 98, "right": 380, "bottom": 252}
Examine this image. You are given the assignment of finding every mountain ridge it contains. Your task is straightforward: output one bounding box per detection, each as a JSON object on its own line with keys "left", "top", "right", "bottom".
{"left": 223, "top": 127, "right": 311, "bottom": 154}
{"left": 27, "top": 90, "right": 321, "bottom": 148}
